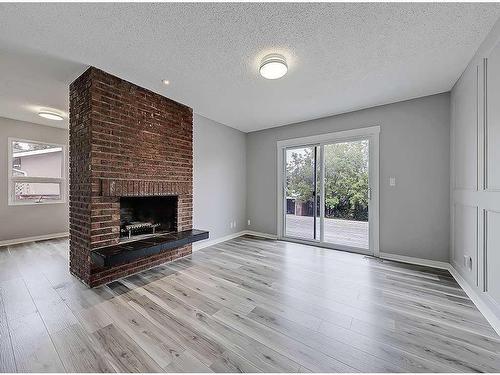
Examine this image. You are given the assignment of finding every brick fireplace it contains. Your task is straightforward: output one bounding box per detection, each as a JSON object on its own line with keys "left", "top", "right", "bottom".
{"left": 69, "top": 67, "right": 199, "bottom": 287}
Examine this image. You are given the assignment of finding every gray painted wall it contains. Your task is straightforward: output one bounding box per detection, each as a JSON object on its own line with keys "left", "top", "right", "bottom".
{"left": 193, "top": 114, "right": 247, "bottom": 242}
{"left": 450, "top": 17, "right": 500, "bottom": 323}
{"left": 246, "top": 93, "right": 450, "bottom": 261}
{"left": 0, "top": 117, "right": 69, "bottom": 241}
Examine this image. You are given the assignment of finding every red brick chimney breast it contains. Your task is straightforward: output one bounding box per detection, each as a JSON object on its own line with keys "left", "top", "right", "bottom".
{"left": 69, "top": 67, "right": 193, "bottom": 287}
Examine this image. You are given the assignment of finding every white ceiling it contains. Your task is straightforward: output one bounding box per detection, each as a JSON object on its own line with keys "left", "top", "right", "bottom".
{"left": 0, "top": 3, "right": 499, "bottom": 132}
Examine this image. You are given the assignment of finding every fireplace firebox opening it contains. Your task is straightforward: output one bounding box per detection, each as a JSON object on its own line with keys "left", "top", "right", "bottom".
{"left": 120, "top": 196, "right": 178, "bottom": 240}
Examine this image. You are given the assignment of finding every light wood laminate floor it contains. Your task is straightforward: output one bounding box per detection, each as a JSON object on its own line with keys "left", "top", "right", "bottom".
{"left": 0, "top": 235, "right": 499, "bottom": 373}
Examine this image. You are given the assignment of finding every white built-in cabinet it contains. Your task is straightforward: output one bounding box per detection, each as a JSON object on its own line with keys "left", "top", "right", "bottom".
{"left": 451, "top": 38, "right": 500, "bottom": 310}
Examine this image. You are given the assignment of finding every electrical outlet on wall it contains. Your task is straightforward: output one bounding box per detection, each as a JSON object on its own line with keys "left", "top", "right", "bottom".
{"left": 247, "top": 219, "right": 251, "bottom": 226}
{"left": 463, "top": 255, "right": 473, "bottom": 271}
{"left": 389, "top": 177, "right": 396, "bottom": 186}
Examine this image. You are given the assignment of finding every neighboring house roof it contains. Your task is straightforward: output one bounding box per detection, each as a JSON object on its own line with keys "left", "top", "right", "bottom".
{"left": 12, "top": 168, "right": 27, "bottom": 176}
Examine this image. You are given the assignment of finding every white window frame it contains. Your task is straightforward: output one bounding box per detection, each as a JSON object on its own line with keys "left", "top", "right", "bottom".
{"left": 8, "top": 137, "right": 66, "bottom": 206}
{"left": 276, "top": 125, "right": 380, "bottom": 257}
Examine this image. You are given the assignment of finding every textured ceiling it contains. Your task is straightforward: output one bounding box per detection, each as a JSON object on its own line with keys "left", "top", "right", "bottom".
{"left": 0, "top": 3, "right": 499, "bottom": 132}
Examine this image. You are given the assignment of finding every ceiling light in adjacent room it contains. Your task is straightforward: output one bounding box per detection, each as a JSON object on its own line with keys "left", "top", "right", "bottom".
{"left": 259, "top": 54, "right": 288, "bottom": 79}
{"left": 162, "top": 79, "right": 170, "bottom": 85}
{"left": 38, "top": 111, "right": 63, "bottom": 121}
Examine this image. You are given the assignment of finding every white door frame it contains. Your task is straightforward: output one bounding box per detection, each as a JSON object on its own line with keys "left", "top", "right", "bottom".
{"left": 276, "top": 126, "right": 380, "bottom": 257}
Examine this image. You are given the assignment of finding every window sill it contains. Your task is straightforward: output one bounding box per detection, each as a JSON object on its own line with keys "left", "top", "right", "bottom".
{"left": 8, "top": 200, "right": 67, "bottom": 206}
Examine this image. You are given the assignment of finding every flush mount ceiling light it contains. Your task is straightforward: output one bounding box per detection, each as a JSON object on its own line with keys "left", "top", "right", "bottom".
{"left": 259, "top": 53, "right": 288, "bottom": 80}
{"left": 38, "top": 111, "right": 63, "bottom": 121}
{"left": 162, "top": 79, "right": 170, "bottom": 85}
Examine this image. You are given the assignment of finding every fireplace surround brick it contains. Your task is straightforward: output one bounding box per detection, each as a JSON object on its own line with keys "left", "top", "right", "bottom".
{"left": 69, "top": 67, "right": 193, "bottom": 287}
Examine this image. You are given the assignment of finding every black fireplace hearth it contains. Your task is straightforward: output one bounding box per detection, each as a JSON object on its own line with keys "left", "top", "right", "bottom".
{"left": 91, "top": 229, "right": 209, "bottom": 267}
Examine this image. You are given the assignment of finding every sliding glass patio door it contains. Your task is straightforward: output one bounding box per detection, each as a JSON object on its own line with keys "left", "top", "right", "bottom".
{"left": 322, "top": 140, "right": 369, "bottom": 251}
{"left": 283, "top": 145, "right": 320, "bottom": 241}
{"left": 279, "top": 128, "right": 378, "bottom": 256}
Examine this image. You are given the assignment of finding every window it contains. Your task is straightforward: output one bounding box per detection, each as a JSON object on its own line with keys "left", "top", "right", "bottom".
{"left": 8, "top": 138, "right": 66, "bottom": 205}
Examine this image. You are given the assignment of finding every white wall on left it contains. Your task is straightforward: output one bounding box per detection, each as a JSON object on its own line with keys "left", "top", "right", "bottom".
{"left": 193, "top": 114, "right": 247, "bottom": 243}
{"left": 0, "top": 117, "right": 69, "bottom": 242}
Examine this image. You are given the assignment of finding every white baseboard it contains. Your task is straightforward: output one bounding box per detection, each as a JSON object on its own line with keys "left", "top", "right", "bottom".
{"left": 0, "top": 232, "right": 69, "bottom": 247}
{"left": 243, "top": 230, "right": 278, "bottom": 240}
{"left": 192, "top": 231, "right": 247, "bottom": 251}
{"left": 448, "top": 264, "right": 500, "bottom": 336}
{"left": 193, "top": 230, "right": 279, "bottom": 251}
{"left": 379, "top": 252, "right": 500, "bottom": 335}
{"left": 379, "top": 252, "right": 449, "bottom": 270}
{"left": 193, "top": 230, "right": 278, "bottom": 251}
